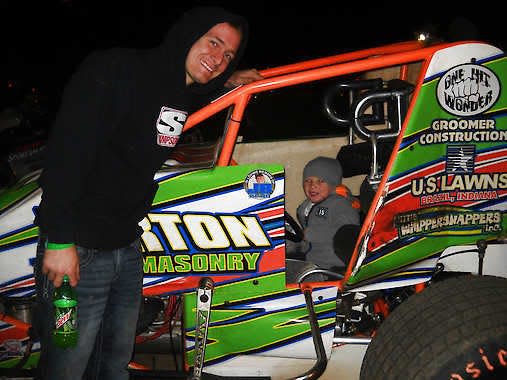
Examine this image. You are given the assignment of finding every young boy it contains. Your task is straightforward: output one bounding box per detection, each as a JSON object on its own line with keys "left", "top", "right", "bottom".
{"left": 287, "top": 156, "right": 360, "bottom": 278}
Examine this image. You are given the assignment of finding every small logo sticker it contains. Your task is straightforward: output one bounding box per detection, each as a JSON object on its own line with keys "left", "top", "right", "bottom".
{"left": 446, "top": 145, "right": 475, "bottom": 173}
{"left": 316, "top": 207, "right": 328, "bottom": 217}
{"left": 244, "top": 169, "right": 275, "bottom": 199}
{"left": 156, "top": 106, "right": 187, "bottom": 147}
{"left": 437, "top": 63, "right": 500, "bottom": 117}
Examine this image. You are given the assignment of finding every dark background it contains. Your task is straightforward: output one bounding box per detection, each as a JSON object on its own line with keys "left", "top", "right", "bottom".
{"left": 1, "top": 0, "right": 505, "bottom": 113}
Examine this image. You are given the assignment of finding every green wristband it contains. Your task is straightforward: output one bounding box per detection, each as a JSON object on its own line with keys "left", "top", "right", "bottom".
{"left": 46, "top": 242, "right": 74, "bottom": 250}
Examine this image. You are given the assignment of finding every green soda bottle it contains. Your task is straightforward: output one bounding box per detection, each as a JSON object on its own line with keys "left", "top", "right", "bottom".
{"left": 52, "top": 275, "right": 78, "bottom": 348}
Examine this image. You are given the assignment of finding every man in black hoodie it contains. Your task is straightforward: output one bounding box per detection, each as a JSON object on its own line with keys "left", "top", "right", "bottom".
{"left": 34, "top": 6, "right": 261, "bottom": 379}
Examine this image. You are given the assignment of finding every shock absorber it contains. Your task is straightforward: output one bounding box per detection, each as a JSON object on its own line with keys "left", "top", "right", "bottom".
{"left": 192, "top": 277, "right": 214, "bottom": 380}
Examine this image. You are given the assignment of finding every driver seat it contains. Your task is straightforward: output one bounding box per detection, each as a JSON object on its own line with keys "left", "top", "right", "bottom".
{"left": 333, "top": 224, "right": 361, "bottom": 268}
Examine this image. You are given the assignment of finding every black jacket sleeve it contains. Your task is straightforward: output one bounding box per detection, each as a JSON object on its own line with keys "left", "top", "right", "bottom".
{"left": 37, "top": 51, "right": 118, "bottom": 243}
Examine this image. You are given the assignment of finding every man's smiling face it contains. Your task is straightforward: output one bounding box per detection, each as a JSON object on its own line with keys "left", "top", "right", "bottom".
{"left": 185, "top": 22, "right": 241, "bottom": 85}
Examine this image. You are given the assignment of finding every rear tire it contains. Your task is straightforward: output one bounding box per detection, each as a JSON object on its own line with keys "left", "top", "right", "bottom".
{"left": 360, "top": 275, "right": 507, "bottom": 380}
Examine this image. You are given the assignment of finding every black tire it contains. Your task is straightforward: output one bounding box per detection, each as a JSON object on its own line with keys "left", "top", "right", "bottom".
{"left": 360, "top": 275, "right": 507, "bottom": 380}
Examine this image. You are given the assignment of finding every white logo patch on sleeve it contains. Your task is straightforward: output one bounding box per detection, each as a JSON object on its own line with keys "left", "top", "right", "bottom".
{"left": 156, "top": 106, "right": 187, "bottom": 147}
{"left": 316, "top": 207, "right": 328, "bottom": 217}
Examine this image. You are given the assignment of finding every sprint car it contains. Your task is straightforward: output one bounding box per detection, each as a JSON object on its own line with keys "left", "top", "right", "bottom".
{"left": 1, "top": 36, "right": 506, "bottom": 379}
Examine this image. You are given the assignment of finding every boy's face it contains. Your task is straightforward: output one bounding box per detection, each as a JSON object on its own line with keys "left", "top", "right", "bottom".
{"left": 185, "top": 22, "right": 242, "bottom": 85}
{"left": 303, "top": 176, "right": 332, "bottom": 204}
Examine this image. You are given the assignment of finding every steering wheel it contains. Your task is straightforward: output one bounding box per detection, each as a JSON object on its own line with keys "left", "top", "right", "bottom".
{"left": 285, "top": 211, "right": 304, "bottom": 242}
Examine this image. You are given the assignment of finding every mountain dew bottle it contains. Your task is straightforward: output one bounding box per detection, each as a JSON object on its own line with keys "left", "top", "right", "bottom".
{"left": 53, "top": 275, "right": 78, "bottom": 348}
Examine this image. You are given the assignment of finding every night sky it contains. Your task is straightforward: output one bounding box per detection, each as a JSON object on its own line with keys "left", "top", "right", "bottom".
{"left": 2, "top": 0, "right": 505, "bottom": 109}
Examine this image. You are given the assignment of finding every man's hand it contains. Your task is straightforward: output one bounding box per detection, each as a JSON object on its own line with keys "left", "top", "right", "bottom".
{"left": 42, "top": 245, "right": 80, "bottom": 287}
{"left": 225, "top": 69, "right": 263, "bottom": 88}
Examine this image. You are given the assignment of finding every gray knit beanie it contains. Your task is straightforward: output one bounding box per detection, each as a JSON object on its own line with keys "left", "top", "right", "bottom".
{"left": 303, "top": 156, "right": 343, "bottom": 189}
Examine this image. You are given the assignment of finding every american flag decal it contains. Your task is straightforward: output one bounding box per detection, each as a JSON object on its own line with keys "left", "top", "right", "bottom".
{"left": 446, "top": 145, "right": 475, "bottom": 173}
